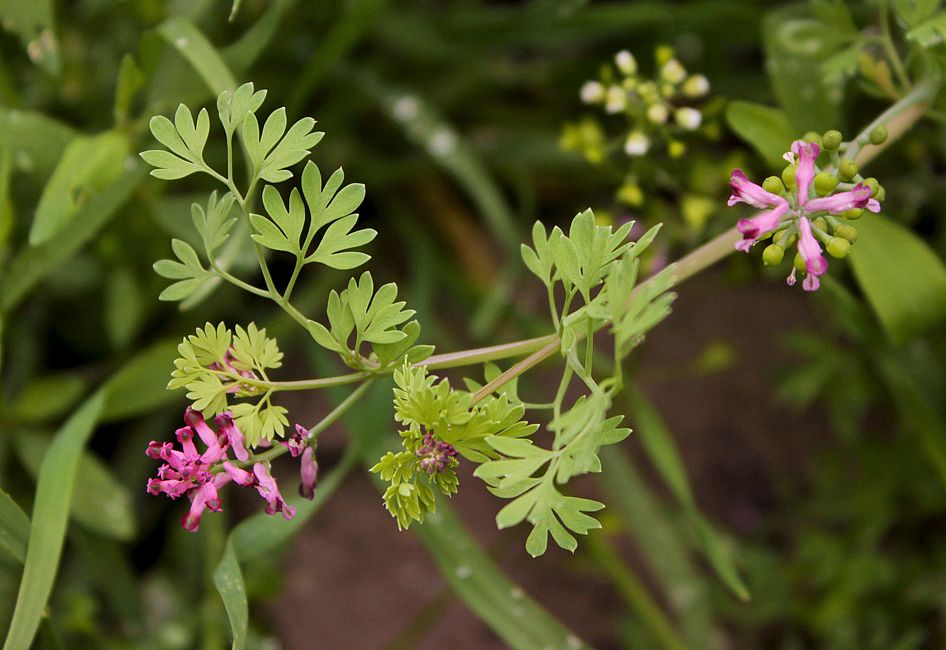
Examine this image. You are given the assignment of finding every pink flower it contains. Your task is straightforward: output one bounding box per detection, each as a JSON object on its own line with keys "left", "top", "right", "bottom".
{"left": 215, "top": 412, "right": 249, "bottom": 461}
{"left": 416, "top": 433, "right": 458, "bottom": 475}
{"left": 253, "top": 463, "right": 296, "bottom": 520}
{"left": 281, "top": 424, "right": 310, "bottom": 458}
{"left": 299, "top": 447, "right": 318, "bottom": 500}
{"left": 728, "top": 139, "right": 879, "bottom": 290}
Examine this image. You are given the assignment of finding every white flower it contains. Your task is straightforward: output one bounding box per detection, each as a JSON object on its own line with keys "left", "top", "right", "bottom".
{"left": 624, "top": 131, "right": 650, "bottom": 156}
{"left": 615, "top": 50, "right": 637, "bottom": 76}
{"left": 580, "top": 81, "right": 605, "bottom": 104}
{"left": 646, "top": 103, "right": 669, "bottom": 124}
{"left": 674, "top": 107, "right": 702, "bottom": 130}
{"left": 605, "top": 85, "right": 627, "bottom": 114}
{"left": 682, "top": 74, "right": 710, "bottom": 98}
{"left": 660, "top": 58, "right": 687, "bottom": 84}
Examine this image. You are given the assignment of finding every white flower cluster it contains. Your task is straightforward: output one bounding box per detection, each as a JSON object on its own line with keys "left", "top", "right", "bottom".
{"left": 579, "top": 47, "right": 710, "bottom": 158}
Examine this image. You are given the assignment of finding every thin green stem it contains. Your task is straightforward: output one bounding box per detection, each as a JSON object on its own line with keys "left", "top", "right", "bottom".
{"left": 227, "top": 379, "right": 375, "bottom": 469}
{"left": 879, "top": 0, "right": 912, "bottom": 93}
{"left": 845, "top": 79, "right": 936, "bottom": 164}
{"left": 211, "top": 265, "right": 270, "bottom": 298}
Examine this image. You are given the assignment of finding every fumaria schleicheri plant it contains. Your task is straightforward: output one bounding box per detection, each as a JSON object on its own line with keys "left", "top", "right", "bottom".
{"left": 141, "top": 82, "right": 677, "bottom": 556}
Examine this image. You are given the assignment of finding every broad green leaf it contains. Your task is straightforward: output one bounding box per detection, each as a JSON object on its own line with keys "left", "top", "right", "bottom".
{"left": 0, "top": 489, "right": 29, "bottom": 564}
{"left": 762, "top": 7, "right": 841, "bottom": 132}
{"left": 849, "top": 216, "right": 946, "bottom": 344}
{"left": 597, "top": 447, "right": 722, "bottom": 649}
{"left": 627, "top": 388, "right": 749, "bottom": 601}
{"left": 1, "top": 167, "right": 145, "bottom": 313}
{"left": 156, "top": 18, "right": 237, "bottom": 95}
{"left": 10, "top": 373, "right": 87, "bottom": 423}
{"left": 2, "top": 392, "right": 105, "bottom": 650}
{"left": 102, "top": 339, "right": 181, "bottom": 421}
{"left": 29, "top": 131, "right": 129, "bottom": 245}
{"left": 13, "top": 431, "right": 135, "bottom": 541}
{"left": 213, "top": 541, "right": 248, "bottom": 650}
{"left": 725, "top": 101, "right": 794, "bottom": 168}
{"left": 0, "top": 108, "right": 75, "bottom": 177}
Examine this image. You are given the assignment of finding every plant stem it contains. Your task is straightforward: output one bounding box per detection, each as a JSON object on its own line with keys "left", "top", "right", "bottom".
{"left": 846, "top": 79, "right": 936, "bottom": 164}
{"left": 227, "top": 379, "right": 375, "bottom": 469}
{"left": 878, "top": 0, "right": 913, "bottom": 93}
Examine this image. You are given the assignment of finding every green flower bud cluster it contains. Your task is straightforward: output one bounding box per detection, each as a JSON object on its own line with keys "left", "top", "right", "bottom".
{"left": 570, "top": 45, "right": 711, "bottom": 165}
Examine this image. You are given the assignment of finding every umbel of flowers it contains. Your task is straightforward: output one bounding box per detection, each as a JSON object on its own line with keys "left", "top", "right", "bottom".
{"left": 146, "top": 408, "right": 318, "bottom": 531}
{"left": 567, "top": 45, "right": 710, "bottom": 163}
{"left": 728, "top": 128, "right": 887, "bottom": 291}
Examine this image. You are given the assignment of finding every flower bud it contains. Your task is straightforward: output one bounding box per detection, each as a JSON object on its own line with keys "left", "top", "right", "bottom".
{"left": 762, "top": 176, "right": 784, "bottom": 195}
{"left": 793, "top": 252, "right": 806, "bottom": 271}
{"left": 834, "top": 224, "right": 857, "bottom": 242}
{"left": 655, "top": 45, "right": 674, "bottom": 66}
{"left": 826, "top": 237, "right": 850, "bottom": 258}
{"left": 763, "top": 244, "right": 784, "bottom": 266}
{"left": 661, "top": 58, "right": 687, "bottom": 84}
{"left": 803, "top": 131, "right": 821, "bottom": 146}
{"left": 668, "top": 140, "right": 686, "bottom": 158}
{"left": 617, "top": 183, "right": 644, "bottom": 206}
{"left": 682, "top": 74, "right": 710, "bottom": 97}
{"left": 812, "top": 217, "right": 828, "bottom": 232}
{"left": 615, "top": 50, "right": 637, "bottom": 75}
{"left": 814, "top": 172, "right": 839, "bottom": 196}
{"left": 863, "top": 177, "right": 880, "bottom": 196}
{"left": 647, "top": 103, "right": 669, "bottom": 124}
{"left": 580, "top": 81, "right": 605, "bottom": 104}
{"left": 624, "top": 131, "right": 650, "bottom": 156}
{"left": 674, "top": 107, "right": 702, "bottom": 130}
{"left": 839, "top": 159, "right": 858, "bottom": 181}
{"left": 822, "top": 130, "right": 843, "bottom": 150}
{"left": 840, "top": 207, "right": 863, "bottom": 220}
{"left": 781, "top": 164, "right": 797, "bottom": 189}
{"left": 874, "top": 184, "right": 886, "bottom": 202}
{"left": 870, "top": 125, "right": 888, "bottom": 145}
{"left": 605, "top": 85, "right": 627, "bottom": 114}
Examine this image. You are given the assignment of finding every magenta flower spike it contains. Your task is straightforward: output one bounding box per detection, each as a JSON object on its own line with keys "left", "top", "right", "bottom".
{"left": 281, "top": 424, "right": 310, "bottom": 458}
{"left": 728, "top": 138, "right": 881, "bottom": 291}
{"left": 215, "top": 412, "right": 249, "bottom": 461}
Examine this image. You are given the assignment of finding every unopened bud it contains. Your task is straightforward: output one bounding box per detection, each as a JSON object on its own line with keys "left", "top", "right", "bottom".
{"left": 794, "top": 252, "right": 806, "bottom": 271}
{"left": 840, "top": 207, "right": 863, "bottom": 220}
{"left": 869, "top": 125, "right": 888, "bottom": 145}
{"left": 874, "top": 185, "right": 886, "bottom": 202}
{"left": 826, "top": 237, "right": 850, "bottom": 258}
{"left": 803, "top": 131, "right": 822, "bottom": 146}
{"left": 834, "top": 224, "right": 858, "bottom": 242}
{"left": 762, "top": 176, "right": 784, "bottom": 195}
{"left": 814, "top": 172, "right": 839, "bottom": 196}
{"left": 668, "top": 140, "right": 686, "bottom": 158}
{"left": 822, "top": 130, "right": 843, "bottom": 150}
{"left": 605, "top": 86, "right": 627, "bottom": 114}
{"left": 661, "top": 59, "right": 687, "bottom": 84}
{"left": 839, "top": 159, "right": 858, "bottom": 181}
{"left": 647, "top": 103, "right": 669, "bottom": 124}
{"left": 863, "top": 177, "right": 880, "bottom": 196}
{"left": 782, "top": 165, "right": 797, "bottom": 189}
{"left": 763, "top": 244, "right": 785, "bottom": 266}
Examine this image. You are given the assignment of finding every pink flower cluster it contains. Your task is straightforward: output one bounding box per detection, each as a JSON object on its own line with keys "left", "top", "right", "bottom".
{"left": 147, "top": 408, "right": 316, "bottom": 531}
{"left": 416, "top": 433, "right": 458, "bottom": 475}
{"left": 729, "top": 140, "right": 880, "bottom": 291}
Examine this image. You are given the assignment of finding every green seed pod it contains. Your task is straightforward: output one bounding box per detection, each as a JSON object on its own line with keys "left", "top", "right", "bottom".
{"left": 814, "top": 172, "right": 839, "bottom": 196}
{"left": 841, "top": 207, "right": 864, "bottom": 220}
{"left": 763, "top": 244, "right": 784, "bottom": 266}
{"left": 803, "top": 131, "right": 822, "bottom": 146}
{"left": 834, "top": 224, "right": 858, "bottom": 242}
{"left": 870, "top": 125, "right": 888, "bottom": 145}
{"left": 822, "top": 130, "right": 843, "bottom": 150}
{"left": 863, "top": 177, "right": 880, "bottom": 196}
{"left": 762, "top": 176, "right": 784, "bottom": 195}
{"left": 782, "top": 165, "right": 797, "bottom": 189}
{"left": 839, "top": 159, "right": 858, "bottom": 181}
{"left": 794, "top": 252, "right": 806, "bottom": 271}
{"left": 826, "top": 237, "right": 851, "bottom": 258}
